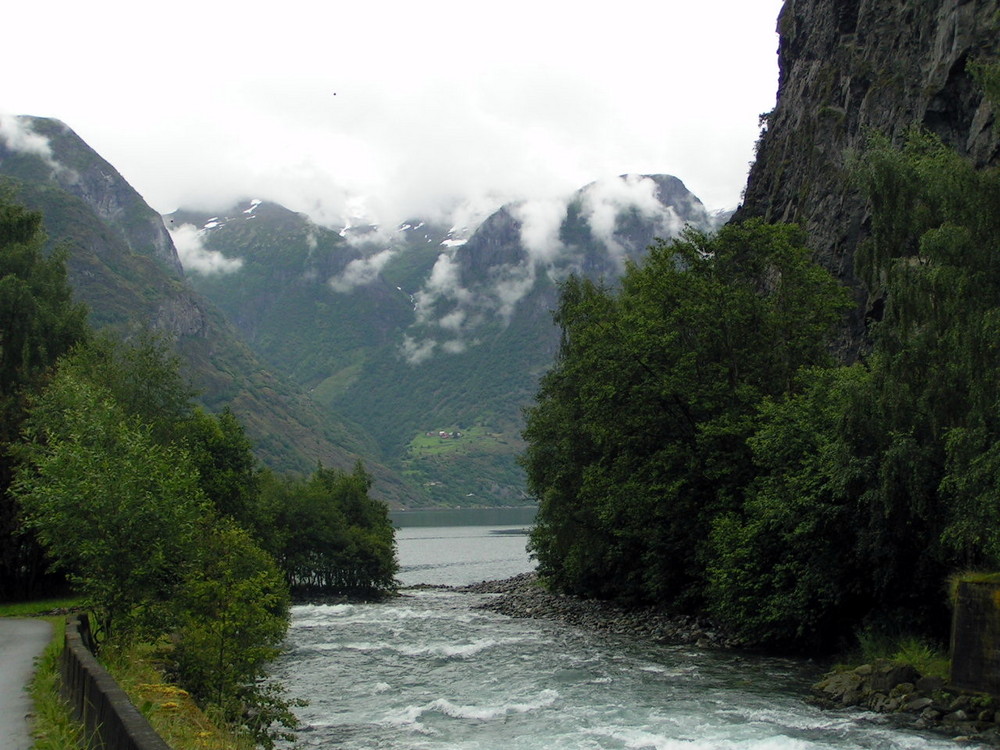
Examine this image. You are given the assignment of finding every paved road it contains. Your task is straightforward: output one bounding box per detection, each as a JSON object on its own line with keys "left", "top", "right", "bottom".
{"left": 0, "top": 618, "right": 53, "bottom": 750}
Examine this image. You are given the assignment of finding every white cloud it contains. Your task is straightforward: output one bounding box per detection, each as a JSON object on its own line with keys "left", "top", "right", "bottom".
{"left": 0, "top": 1, "right": 783, "bottom": 227}
{"left": 492, "top": 263, "right": 538, "bottom": 321}
{"left": 511, "top": 198, "right": 568, "bottom": 265}
{"left": 0, "top": 114, "right": 54, "bottom": 160}
{"left": 305, "top": 230, "right": 318, "bottom": 251}
{"left": 413, "top": 252, "right": 475, "bottom": 324}
{"left": 329, "top": 248, "right": 396, "bottom": 293}
{"left": 168, "top": 224, "right": 244, "bottom": 275}
{"left": 438, "top": 308, "right": 466, "bottom": 332}
{"left": 441, "top": 339, "right": 467, "bottom": 354}
{"left": 0, "top": 114, "right": 77, "bottom": 181}
{"left": 400, "top": 335, "right": 437, "bottom": 365}
{"left": 580, "top": 175, "right": 688, "bottom": 267}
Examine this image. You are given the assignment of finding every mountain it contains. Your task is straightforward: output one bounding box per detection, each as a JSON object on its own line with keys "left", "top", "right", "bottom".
{"left": 0, "top": 115, "right": 413, "bottom": 505}
{"left": 179, "top": 174, "right": 721, "bottom": 505}
{"left": 0, "top": 116, "right": 726, "bottom": 507}
{"left": 736, "top": 0, "right": 1000, "bottom": 352}
{"left": 166, "top": 200, "right": 416, "bottom": 401}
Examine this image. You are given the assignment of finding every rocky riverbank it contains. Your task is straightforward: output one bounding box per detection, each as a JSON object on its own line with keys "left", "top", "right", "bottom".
{"left": 451, "top": 573, "right": 1000, "bottom": 746}
{"left": 455, "top": 572, "right": 740, "bottom": 649}
{"left": 812, "top": 662, "right": 1000, "bottom": 745}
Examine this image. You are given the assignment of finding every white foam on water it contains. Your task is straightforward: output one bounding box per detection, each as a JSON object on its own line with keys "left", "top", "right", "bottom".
{"left": 333, "top": 635, "right": 523, "bottom": 659}
{"left": 639, "top": 663, "right": 700, "bottom": 677}
{"left": 275, "top": 531, "right": 972, "bottom": 750}
{"left": 387, "top": 688, "right": 560, "bottom": 729}
{"left": 582, "top": 725, "right": 822, "bottom": 750}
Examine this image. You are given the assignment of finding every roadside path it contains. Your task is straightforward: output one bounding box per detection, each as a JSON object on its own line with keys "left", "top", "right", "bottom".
{"left": 0, "top": 618, "right": 53, "bottom": 750}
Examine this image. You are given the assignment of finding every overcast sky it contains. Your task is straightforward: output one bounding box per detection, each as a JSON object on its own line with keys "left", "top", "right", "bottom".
{"left": 3, "top": 0, "right": 784, "bottom": 229}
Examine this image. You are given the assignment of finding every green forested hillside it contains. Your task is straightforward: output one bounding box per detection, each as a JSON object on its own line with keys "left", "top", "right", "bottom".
{"left": 180, "top": 176, "right": 717, "bottom": 506}
{"left": 0, "top": 117, "right": 412, "bottom": 504}
{"left": 169, "top": 202, "right": 415, "bottom": 403}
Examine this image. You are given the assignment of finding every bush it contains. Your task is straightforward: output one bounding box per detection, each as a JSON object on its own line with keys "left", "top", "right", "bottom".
{"left": 172, "top": 521, "right": 297, "bottom": 748}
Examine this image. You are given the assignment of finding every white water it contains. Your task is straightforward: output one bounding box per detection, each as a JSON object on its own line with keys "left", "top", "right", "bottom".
{"left": 274, "top": 524, "right": 980, "bottom": 749}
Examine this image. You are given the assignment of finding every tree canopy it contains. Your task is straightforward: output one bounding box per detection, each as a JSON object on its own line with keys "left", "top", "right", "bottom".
{"left": 524, "top": 129, "right": 1000, "bottom": 651}
{"left": 0, "top": 194, "right": 88, "bottom": 600}
{"left": 1, "top": 191, "right": 399, "bottom": 744}
{"left": 524, "top": 219, "right": 851, "bottom": 609}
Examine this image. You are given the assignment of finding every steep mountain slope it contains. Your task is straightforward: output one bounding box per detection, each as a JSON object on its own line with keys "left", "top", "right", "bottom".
{"left": 181, "top": 174, "right": 719, "bottom": 505}
{"left": 736, "top": 0, "right": 1000, "bottom": 349}
{"left": 167, "top": 201, "right": 416, "bottom": 404}
{"left": 0, "top": 116, "right": 411, "bottom": 504}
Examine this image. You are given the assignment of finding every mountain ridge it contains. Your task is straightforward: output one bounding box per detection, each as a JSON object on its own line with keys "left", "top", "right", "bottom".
{"left": 0, "top": 115, "right": 413, "bottom": 505}
{"left": 179, "top": 174, "right": 721, "bottom": 505}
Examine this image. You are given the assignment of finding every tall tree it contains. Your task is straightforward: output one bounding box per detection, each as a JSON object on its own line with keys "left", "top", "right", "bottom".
{"left": 14, "top": 370, "right": 207, "bottom": 640}
{"left": 256, "top": 462, "right": 398, "bottom": 596}
{"left": 0, "top": 195, "right": 88, "bottom": 600}
{"left": 524, "top": 220, "right": 850, "bottom": 607}
{"left": 854, "top": 129, "right": 1000, "bottom": 618}
{"left": 709, "top": 129, "right": 1000, "bottom": 649}
{"left": 173, "top": 520, "right": 296, "bottom": 749}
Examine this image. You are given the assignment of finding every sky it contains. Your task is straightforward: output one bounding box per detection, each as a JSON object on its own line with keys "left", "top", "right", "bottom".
{"left": 2, "top": 0, "right": 785, "bottom": 230}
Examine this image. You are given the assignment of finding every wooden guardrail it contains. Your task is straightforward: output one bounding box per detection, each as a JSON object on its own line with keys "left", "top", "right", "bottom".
{"left": 60, "top": 614, "right": 171, "bottom": 750}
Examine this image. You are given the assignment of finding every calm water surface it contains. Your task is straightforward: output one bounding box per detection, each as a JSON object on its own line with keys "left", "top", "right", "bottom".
{"left": 274, "top": 517, "right": 978, "bottom": 749}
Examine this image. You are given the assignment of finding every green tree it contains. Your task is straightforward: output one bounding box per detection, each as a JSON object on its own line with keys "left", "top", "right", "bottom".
{"left": 14, "top": 370, "right": 207, "bottom": 640}
{"left": 182, "top": 407, "right": 260, "bottom": 527}
{"left": 173, "top": 520, "right": 296, "bottom": 749}
{"left": 524, "top": 220, "right": 851, "bottom": 607}
{"left": 54, "top": 330, "right": 196, "bottom": 444}
{"left": 707, "top": 365, "right": 872, "bottom": 649}
{"left": 256, "top": 463, "right": 397, "bottom": 596}
{"left": 0, "top": 195, "right": 89, "bottom": 600}
{"left": 850, "top": 129, "right": 1000, "bottom": 632}
{"left": 710, "top": 129, "right": 1000, "bottom": 649}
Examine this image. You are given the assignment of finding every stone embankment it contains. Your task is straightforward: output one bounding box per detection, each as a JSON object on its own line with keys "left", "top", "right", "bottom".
{"left": 812, "top": 662, "right": 1000, "bottom": 745}
{"left": 456, "top": 572, "right": 738, "bottom": 648}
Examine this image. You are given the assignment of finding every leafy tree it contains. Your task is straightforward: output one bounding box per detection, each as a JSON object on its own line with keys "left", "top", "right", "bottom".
{"left": 524, "top": 220, "right": 851, "bottom": 607}
{"left": 182, "top": 406, "right": 260, "bottom": 527}
{"left": 256, "top": 462, "right": 397, "bottom": 596}
{"left": 14, "top": 370, "right": 207, "bottom": 640}
{"left": 707, "top": 366, "right": 872, "bottom": 649}
{"left": 0, "top": 195, "right": 89, "bottom": 600}
{"left": 173, "top": 520, "right": 296, "bottom": 749}
{"left": 850, "top": 129, "right": 1000, "bottom": 631}
{"left": 710, "top": 129, "right": 1000, "bottom": 649}
{"left": 53, "top": 330, "right": 196, "bottom": 444}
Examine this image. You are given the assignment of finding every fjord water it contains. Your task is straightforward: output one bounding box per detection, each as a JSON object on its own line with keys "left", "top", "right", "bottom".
{"left": 275, "top": 512, "right": 968, "bottom": 749}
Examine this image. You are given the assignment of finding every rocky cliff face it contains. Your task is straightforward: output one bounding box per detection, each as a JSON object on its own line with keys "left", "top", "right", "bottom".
{"left": 0, "top": 116, "right": 185, "bottom": 277}
{"left": 737, "top": 0, "right": 1000, "bottom": 346}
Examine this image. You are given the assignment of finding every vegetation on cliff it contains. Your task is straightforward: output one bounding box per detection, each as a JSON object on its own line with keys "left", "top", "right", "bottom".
{"left": 525, "top": 127, "right": 1000, "bottom": 652}
{"left": 0, "top": 193, "right": 90, "bottom": 601}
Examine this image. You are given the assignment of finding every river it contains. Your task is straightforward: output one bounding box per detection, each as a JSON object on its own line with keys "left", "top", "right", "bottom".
{"left": 273, "top": 510, "right": 976, "bottom": 749}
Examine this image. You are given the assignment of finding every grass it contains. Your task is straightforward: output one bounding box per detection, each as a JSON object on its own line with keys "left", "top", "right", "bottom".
{"left": 838, "top": 629, "right": 951, "bottom": 680}
{"left": 0, "top": 598, "right": 88, "bottom": 749}
{"left": 101, "top": 642, "right": 252, "bottom": 750}
{"left": 0, "top": 597, "right": 79, "bottom": 618}
{"left": 26, "top": 616, "right": 89, "bottom": 750}
{"left": 406, "top": 425, "right": 520, "bottom": 458}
